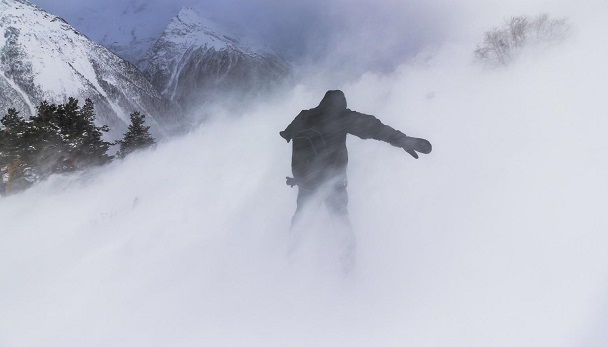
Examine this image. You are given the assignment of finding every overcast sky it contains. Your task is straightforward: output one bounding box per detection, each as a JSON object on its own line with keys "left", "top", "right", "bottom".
{"left": 28, "top": 0, "right": 584, "bottom": 74}
{"left": 29, "top": 0, "right": 465, "bottom": 72}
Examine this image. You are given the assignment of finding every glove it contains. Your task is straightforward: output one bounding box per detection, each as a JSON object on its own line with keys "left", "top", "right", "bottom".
{"left": 286, "top": 177, "right": 297, "bottom": 187}
{"left": 279, "top": 131, "right": 291, "bottom": 143}
{"left": 400, "top": 136, "right": 432, "bottom": 159}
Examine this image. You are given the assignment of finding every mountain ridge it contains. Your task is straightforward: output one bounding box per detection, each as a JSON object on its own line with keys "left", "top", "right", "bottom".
{"left": 139, "top": 7, "right": 290, "bottom": 115}
{"left": 0, "top": 0, "right": 181, "bottom": 138}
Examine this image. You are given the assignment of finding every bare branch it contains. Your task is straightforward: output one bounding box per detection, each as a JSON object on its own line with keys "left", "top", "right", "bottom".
{"left": 474, "top": 13, "right": 569, "bottom": 67}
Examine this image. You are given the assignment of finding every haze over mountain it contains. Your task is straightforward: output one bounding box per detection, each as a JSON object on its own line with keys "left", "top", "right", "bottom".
{"left": 140, "top": 7, "right": 289, "bottom": 115}
{"left": 28, "top": 0, "right": 179, "bottom": 65}
{"left": 30, "top": 0, "right": 451, "bottom": 75}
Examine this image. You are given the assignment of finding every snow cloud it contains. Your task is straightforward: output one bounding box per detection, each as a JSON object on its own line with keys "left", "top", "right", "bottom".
{"left": 3, "top": 0, "right": 608, "bottom": 346}
{"left": 30, "top": 0, "right": 452, "bottom": 72}
{"left": 29, "top": 0, "right": 598, "bottom": 74}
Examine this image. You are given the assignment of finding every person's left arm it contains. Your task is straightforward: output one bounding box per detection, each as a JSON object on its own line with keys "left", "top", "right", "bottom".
{"left": 345, "top": 110, "right": 432, "bottom": 158}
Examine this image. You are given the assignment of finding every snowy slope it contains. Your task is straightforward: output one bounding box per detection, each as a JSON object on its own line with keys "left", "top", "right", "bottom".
{"left": 2, "top": 2, "right": 608, "bottom": 347}
{"left": 140, "top": 7, "right": 289, "bottom": 115}
{"left": 0, "top": 0, "right": 180, "bottom": 138}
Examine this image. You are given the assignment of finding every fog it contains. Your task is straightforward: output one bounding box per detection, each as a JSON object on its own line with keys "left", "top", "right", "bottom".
{"left": 3, "top": 0, "right": 608, "bottom": 346}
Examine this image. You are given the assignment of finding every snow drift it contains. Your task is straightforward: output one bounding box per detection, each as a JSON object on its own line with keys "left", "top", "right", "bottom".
{"left": 2, "top": 1, "right": 608, "bottom": 346}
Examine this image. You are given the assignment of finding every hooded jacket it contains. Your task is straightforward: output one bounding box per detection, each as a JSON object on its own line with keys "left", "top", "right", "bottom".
{"left": 280, "top": 90, "right": 409, "bottom": 188}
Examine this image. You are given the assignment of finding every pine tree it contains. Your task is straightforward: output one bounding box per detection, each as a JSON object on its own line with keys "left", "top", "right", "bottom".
{"left": 116, "top": 111, "right": 156, "bottom": 158}
{"left": 1, "top": 99, "right": 114, "bottom": 194}
{"left": 0, "top": 108, "right": 27, "bottom": 161}
{"left": 0, "top": 109, "right": 32, "bottom": 194}
{"left": 29, "top": 100, "right": 67, "bottom": 177}
{"left": 69, "top": 98, "right": 112, "bottom": 168}
{"left": 29, "top": 98, "right": 112, "bottom": 174}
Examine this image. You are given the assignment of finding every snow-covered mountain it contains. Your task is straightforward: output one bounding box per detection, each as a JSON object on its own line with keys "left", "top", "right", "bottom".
{"left": 0, "top": 0, "right": 181, "bottom": 138}
{"left": 32, "top": 0, "right": 180, "bottom": 65}
{"left": 140, "top": 7, "right": 289, "bottom": 115}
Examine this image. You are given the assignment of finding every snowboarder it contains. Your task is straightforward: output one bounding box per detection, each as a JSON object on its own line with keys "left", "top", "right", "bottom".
{"left": 280, "top": 90, "right": 432, "bottom": 268}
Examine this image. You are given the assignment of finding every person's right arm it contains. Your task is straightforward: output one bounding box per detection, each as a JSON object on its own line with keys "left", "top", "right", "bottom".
{"left": 280, "top": 110, "right": 306, "bottom": 143}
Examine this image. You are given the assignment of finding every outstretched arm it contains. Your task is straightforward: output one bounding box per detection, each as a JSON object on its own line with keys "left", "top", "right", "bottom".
{"left": 346, "top": 110, "right": 432, "bottom": 158}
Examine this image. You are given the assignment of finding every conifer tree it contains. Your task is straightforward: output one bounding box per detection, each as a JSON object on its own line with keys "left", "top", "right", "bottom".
{"left": 116, "top": 111, "right": 156, "bottom": 158}
{"left": 1, "top": 98, "right": 113, "bottom": 194}
{"left": 29, "top": 98, "right": 112, "bottom": 174}
{"left": 29, "top": 100, "right": 67, "bottom": 176}
{"left": 0, "top": 108, "right": 27, "bottom": 161}
{"left": 0, "top": 109, "right": 32, "bottom": 193}
{"left": 70, "top": 98, "right": 112, "bottom": 168}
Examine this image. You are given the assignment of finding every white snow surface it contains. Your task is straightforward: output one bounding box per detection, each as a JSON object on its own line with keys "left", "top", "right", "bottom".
{"left": 2, "top": 1, "right": 608, "bottom": 347}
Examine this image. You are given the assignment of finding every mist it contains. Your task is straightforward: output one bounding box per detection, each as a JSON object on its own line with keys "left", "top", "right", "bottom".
{"left": 3, "top": 0, "right": 608, "bottom": 346}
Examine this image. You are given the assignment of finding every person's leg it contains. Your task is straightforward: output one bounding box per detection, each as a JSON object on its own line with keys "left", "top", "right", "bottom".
{"left": 288, "top": 185, "right": 316, "bottom": 255}
{"left": 325, "top": 178, "right": 356, "bottom": 272}
{"left": 291, "top": 186, "right": 314, "bottom": 228}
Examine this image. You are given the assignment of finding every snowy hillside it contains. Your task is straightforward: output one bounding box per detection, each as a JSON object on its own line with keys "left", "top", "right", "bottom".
{"left": 2, "top": 1, "right": 608, "bottom": 347}
{"left": 140, "top": 7, "right": 289, "bottom": 115}
{"left": 0, "top": 0, "right": 180, "bottom": 138}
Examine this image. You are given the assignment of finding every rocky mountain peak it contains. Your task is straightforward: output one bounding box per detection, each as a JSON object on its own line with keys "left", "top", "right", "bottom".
{"left": 139, "top": 7, "right": 289, "bottom": 116}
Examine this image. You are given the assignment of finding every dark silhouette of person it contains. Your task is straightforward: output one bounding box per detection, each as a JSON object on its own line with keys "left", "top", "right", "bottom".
{"left": 280, "top": 90, "right": 431, "bottom": 269}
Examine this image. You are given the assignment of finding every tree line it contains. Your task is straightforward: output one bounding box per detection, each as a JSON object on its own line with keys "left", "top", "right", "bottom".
{"left": 0, "top": 98, "right": 155, "bottom": 195}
